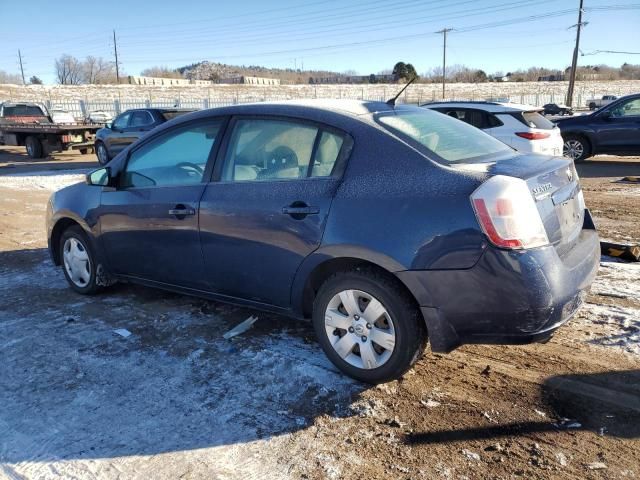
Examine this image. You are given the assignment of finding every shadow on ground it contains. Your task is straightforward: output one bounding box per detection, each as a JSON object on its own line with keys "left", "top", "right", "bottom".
{"left": 405, "top": 369, "right": 640, "bottom": 445}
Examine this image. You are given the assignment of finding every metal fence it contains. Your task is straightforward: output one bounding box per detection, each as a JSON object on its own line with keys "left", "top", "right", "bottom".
{"left": 3, "top": 90, "right": 602, "bottom": 120}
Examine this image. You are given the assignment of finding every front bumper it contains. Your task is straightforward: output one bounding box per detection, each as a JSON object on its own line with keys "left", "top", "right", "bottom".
{"left": 397, "top": 210, "right": 600, "bottom": 352}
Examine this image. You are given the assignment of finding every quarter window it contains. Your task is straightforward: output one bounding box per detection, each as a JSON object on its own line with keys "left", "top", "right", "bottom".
{"left": 121, "top": 121, "right": 221, "bottom": 188}
{"left": 312, "top": 131, "right": 343, "bottom": 177}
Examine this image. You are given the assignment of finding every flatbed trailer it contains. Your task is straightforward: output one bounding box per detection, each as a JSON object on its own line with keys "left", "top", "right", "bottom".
{"left": 0, "top": 122, "right": 102, "bottom": 158}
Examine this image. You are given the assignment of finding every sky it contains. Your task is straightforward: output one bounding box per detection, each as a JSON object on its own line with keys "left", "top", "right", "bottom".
{"left": 0, "top": 0, "right": 638, "bottom": 84}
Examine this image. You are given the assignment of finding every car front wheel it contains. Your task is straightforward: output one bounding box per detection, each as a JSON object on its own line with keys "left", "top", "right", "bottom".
{"left": 96, "top": 142, "right": 110, "bottom": 165}
{"left": 60, "top": 226, "right": 101, "bottom": 294}
{"left": 563, "top": 135, "right": 591, "bottom": 162}
{"left": 313, "top": 269, "right": 426, "bottom": 384}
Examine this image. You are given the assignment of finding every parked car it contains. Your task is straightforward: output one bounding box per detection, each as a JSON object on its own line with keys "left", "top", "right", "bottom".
{"left": 95, "top": 108, "right": 194, "bottom": 165}
{"left": 556, "top": 93, "right": 640, "bottom": 162}
{"left": 49, "top": 109, "right": 77, "bottom": 124}
{"left": 585, "top": 95, "right": 617, "bottom": 110}
{"left": 542, "top": 103, "right": 573, "bottom": 116}
{"left": 423, "top": 101, "right": 564, "bottom": 156}
{"left": 86, "top": 110, "right": 113, "bottom": 124}
{"left": 47, "top": 100, "right": 599, "bottom": 383}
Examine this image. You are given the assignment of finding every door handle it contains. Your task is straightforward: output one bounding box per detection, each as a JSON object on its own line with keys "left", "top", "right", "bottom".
{"left": 168, "top": 205, "right": 196, "bottom": 217}
{"left": 282, "top": 202, "right": 319, "bottom": 219}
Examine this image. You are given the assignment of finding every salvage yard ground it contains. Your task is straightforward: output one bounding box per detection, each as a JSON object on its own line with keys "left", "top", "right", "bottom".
{"left": 0, "top": 146, "right": 639, "bottom": 479}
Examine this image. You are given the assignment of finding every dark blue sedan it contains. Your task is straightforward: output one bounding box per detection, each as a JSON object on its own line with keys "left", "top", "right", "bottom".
{"left": 46, "top": 100, "right": 599, "bottom": 383}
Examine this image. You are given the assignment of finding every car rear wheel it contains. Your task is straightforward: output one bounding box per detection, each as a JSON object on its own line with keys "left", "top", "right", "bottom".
{"left": 313, "top": 269, "right": 426, "bottom": 384}
{"left": 96, "top": 142, "right": 110, "bottom": 165}
{"left": 60, "top": 226, "right": 101, "bottom": 295}
{"left": 563, "top": 135, "right": 591, "bottom": 162}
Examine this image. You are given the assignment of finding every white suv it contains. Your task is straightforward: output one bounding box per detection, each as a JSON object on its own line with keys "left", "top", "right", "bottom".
{"left": 423, "top": 101, "right": 564, "bottom": 156}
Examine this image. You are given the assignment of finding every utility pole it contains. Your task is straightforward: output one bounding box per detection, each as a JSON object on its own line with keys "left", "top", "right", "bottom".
{"left": 566, "top": 0, "right": 584, "bottom": 107}
{"left": 113, "top": 29, "right": 120, "bottom": 84}
{"left": 18, "top": 49, "right": 25, "bottom": 85}
{"left": 436, "top": 28, "right": 453, "bottom": 99}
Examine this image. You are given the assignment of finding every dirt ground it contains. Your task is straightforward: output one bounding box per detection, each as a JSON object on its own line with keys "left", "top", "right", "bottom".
{"left": 0, "top": 146, "right": 639, "bottom": 480}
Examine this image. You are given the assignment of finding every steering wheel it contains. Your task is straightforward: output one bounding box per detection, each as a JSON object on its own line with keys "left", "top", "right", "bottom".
{"left": 266, "top": 146, "right": 298, "bottom": 170}
{"left": 176, "top": 162, "right": 204, "bottom": 176}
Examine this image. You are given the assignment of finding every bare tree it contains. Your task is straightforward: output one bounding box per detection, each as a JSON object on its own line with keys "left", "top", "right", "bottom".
{"left": 83, "top": 56, "right": 116, "bottom": 84}
{"left": 0, "top": 69, "right": 22, "bottom": 84}
{"left": 55, "top": 54, "right": 83, "bottom": 84}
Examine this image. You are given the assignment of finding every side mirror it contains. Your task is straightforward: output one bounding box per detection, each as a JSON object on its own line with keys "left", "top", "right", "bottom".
{"left": 600, "top": 110, "right": 612, "bottom": 121}
{"left": 86, "top": 167, "right": 111, "bottom": 186}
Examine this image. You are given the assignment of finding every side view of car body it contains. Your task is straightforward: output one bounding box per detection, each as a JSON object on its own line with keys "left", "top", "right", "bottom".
{"left": 423, "top": 101, "right": 564, "bottom": 156}
{"left": 95, "top": 108, "right": 194, "bottom": 165}
{"left": 556, "top": 93, "right": 640, "bottom": 162}
{"left": 47, "top": 100, "right": 599, "bottom": 383}
{"left": 542, "top": 103, "right": 573, "bottom": 116}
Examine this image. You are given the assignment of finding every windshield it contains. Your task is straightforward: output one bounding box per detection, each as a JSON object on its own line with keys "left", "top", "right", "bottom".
{"left": 375, "top": 108, "right": 513, "bottom": 164}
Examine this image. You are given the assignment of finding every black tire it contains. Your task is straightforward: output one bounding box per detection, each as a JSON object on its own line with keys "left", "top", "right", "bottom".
{"left": 25, "top": 136, "right": 44, "bottom": 158}
{"left": 95, "top": 141, "right": 110, "bottom": 165}
{"left": 562, "top": 134, "right": 591, "bottom": 163}
{"left": 59, "top": 225, "right": 102, "bottom": 295}
{"left": 589, "top": 102, "right": 597, "bottom": 110}
{"left": 312, "top": 269, "right": 426, "bottom": 384}
{"left": 79, "top": 147, "right": 93, "bottom": 155}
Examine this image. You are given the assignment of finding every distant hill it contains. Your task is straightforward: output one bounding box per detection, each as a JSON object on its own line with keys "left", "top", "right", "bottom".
{"left": 177, "top": 61, "right": 340, "bottom": 84}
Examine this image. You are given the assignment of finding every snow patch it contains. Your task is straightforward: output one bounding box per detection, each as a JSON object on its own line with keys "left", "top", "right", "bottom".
{"left": 0, "top": 170, "right": 88, "bottom": 191}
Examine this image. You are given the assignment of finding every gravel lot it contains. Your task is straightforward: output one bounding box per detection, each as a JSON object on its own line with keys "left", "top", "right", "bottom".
{"left": 1, "top": 146, "right": 639, "bottom": 479}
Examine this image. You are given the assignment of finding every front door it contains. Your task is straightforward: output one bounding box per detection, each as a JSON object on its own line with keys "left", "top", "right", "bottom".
{"left": 199, "top": 117, "right": 348, "bottom": 307}
{"left": 595, "top": 97, "right": 640, "bottom": 153}
{"left": 98, "top": 118, "right": 225, "bottom": 289}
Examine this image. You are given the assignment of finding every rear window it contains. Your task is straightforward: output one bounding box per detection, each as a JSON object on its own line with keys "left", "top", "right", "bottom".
{"left": 375, "top": 108, "right": 512, "bottom": 164}
{"left": 3, "top": 105, "right": 45, "bottom": 116}
{"left": 516, "top": 111, "right": 556, "bottom": 130}
{"left": 161, "top": 110, "right": 194, "bottom": 121}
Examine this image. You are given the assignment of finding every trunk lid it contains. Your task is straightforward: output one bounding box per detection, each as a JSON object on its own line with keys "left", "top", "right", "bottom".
{"left": 486, "top": 154, "right": 584, "bottom": 251}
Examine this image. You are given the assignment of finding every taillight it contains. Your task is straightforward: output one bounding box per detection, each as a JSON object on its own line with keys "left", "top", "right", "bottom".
{"left": 515, "top": 132, "right": 550, "bottom": 140}
{"left": 471, "top": 175, "right": 549, "bottom": 249}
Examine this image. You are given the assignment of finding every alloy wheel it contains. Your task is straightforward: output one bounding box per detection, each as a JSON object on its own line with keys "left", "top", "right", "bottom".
{"left": 63, "top": 237, "right": 91, "bottom": 287}
{"left": 563, "top": 139, "right": 584, "bottom": 160}
{"left": 324, "top": 289, "right": 396, "bottom": 370}
{"left": 97, "top": 144, "right": 108, "bottom": 164}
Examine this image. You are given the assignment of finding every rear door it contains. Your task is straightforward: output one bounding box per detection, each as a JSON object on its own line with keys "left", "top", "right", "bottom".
{"left": 98, "top": 118, "right": 226, "bottom": 289}
{"left": 199, "top": 116, "right": 349, "bottom": 307}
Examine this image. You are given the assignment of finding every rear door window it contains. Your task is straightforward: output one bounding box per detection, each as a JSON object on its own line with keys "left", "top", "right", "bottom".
{"left": 221, "top": 119, "right": 344, "bottom": 182}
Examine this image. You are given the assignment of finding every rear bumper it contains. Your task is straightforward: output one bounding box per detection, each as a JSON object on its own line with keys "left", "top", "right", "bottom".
{"left": 397, "top": 210, "right": 600, "bottom": 352}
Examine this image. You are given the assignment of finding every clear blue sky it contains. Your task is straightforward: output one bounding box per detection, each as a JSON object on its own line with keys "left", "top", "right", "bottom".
{"left": 1, "top": 0, "right": 638, "bottom": 84}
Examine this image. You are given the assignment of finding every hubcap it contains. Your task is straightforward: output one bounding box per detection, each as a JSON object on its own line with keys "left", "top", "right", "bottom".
{"left": 63, "top": 237, "right": 91, "bottom": 287}
{"left": 324, "top": 289, "right": 396, "bottom": 370}
{"left": 27, "top": 142, "right": 33, "bottom": 155}
{"left": 563, "top": 139, "right": 583, "bottom": 160}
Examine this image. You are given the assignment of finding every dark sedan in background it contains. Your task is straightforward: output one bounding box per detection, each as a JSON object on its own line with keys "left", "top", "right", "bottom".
{"left": 47, "top": 100, "right": 599, "bottom": 383}
{"left": 542, "top": 103, "right": 573, "bottom": 116}
{"left": 557, "top": 93, "right": 640, "bottom": 161}
{"left": 95, "top": 108, "right": 193, "bottom": 164}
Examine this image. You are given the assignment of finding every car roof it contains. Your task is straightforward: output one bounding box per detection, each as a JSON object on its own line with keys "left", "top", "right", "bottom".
{"left": 422, "top": 101, "right": 541, "bottom": 113}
